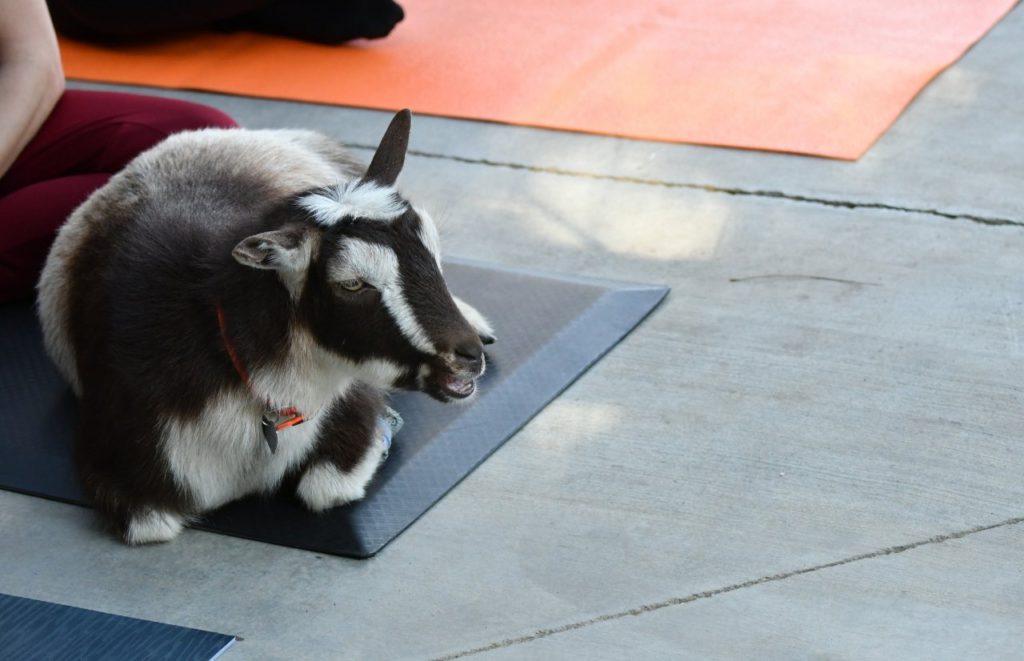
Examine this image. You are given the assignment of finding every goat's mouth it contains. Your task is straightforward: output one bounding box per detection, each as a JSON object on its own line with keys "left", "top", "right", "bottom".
{"left": 417, "top": 352, "right": 486, "bottom": 403}
{"left": 420, "top": 364, "right": 483, "bottom": 403}
{"left": 441, "top": 374, "right": 476, "bottom": 399}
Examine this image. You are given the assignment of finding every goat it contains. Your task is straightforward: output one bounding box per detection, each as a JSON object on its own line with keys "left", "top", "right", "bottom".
{"left": 37, "top": 110, "right": 494, "bottom": 545}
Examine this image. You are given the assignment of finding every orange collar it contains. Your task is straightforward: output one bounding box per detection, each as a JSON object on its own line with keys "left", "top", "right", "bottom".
{"left": 216, "top": 306, "right": 306, "bottom": 440}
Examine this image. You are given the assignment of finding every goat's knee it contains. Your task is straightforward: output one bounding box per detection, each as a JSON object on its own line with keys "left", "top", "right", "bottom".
{"left": 296, "top": 431, "right": 388, "bottom": 512}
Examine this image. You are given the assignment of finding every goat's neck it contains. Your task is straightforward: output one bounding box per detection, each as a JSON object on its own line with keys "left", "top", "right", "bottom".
{"left": 245, "top": 324, "right": 357, "bottom": 418}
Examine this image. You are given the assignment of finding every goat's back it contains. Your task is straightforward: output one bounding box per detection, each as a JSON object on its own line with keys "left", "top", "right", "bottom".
{"left": 38, "top": 128, "right": 363, "bottom": 396}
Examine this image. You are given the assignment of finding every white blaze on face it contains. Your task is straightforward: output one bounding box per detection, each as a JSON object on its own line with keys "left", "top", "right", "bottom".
{"left": 415, "top": 207, "right": 443, "bottom": 269}
{"left": 332, "top": 238, "right": 436, "bottom": 355}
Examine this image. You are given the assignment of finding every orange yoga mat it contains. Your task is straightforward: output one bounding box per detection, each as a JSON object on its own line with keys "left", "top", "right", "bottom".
{"left": 58, "top": 0, "right": 1018, "bottom": 160}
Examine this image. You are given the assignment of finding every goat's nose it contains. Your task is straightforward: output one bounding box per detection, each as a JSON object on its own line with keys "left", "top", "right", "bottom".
{"left": 453, "top": 337, "right": 484, "bottom": 370}
{"left": 454, "top": 338, "right": 483, "bottom": 363}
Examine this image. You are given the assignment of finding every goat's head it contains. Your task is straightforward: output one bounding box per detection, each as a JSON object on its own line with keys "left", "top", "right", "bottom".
{"left": 231, "top": 110, "right": 487, "bottom": 402}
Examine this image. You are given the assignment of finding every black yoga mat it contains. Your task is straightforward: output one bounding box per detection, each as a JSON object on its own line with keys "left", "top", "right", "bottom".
{"left": 0, "top": 259, "right": 667, "bottom": 557}
{"left": 0, "top": 593, "right": 234, "bottom": 661}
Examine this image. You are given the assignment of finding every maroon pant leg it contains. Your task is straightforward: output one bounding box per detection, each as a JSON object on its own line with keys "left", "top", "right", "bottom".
{"left": 0, "top": 174, "right": 110, "bottom": 301}
{"left": 0, "top": 89, "right": 237, "bottom": 301}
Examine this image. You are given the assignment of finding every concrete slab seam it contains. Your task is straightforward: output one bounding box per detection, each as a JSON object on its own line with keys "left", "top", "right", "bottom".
{"left": 728, "top": 275, "right": 881, "bottom": 286}
{"left": 342, "top": 143, "right": 1024, "bottom": 230}
{"left": 433, "top": 514, "right": 1024, "bottom": 660}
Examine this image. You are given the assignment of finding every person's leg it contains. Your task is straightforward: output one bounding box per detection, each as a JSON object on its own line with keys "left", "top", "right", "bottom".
{"left": 47, "top": 0, "right": 275, "bottom": 41}
{"left": 0, "top": 89, "right": 237, "bottom": 195}
{"left": 0, "top": 89, "right": 237, "bottom": 301}
{"left": 0, "top": 174, "right": 109, "bottom": 301}
{"left": 48, "top": 0, "right": 404, "bottom": 45}
{"left": 240, "top": 0, "right": 404, "bottom": 44}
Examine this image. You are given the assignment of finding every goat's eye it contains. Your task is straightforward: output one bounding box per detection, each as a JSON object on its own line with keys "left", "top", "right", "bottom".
{"left": 338, "top": 279, "right": 365, "bottom": 292}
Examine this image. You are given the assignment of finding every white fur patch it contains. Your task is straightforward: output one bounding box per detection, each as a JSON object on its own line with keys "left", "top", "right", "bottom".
{"left": 163, "top": 324, "right": 356, "bottom": 510}
{"left": 37, "top": 184, "right": 122, "bottom": 396}
{"left": 415, "top": 207, "right": 443, "bottom": 268}
{"left": 37, "top": 220, "right": 84, "bottom": 395}
{"left": 253, "top": 323, "right": 404, "bottom": 394}
{"left": 161, "top": 390, "right": 325, "bottom": 510}
{"left": 416, "top": 364, "right": 432, "bottom": 390}
{"left": 277, "top": 258, "right": 312, "bottom": 300}
{"left": 453, "top": 296, "right": 495, "bottom": 341}
{"left": 160, "top": 321, "right": 401, "bottom": 512}
{"left": 353, "top": 357, "right": 405, "bottom": 389}
{"left": 250, "top": 325, "right": 357, "bottom": 415}
{"left": 125, "top": 509, "right": 185, "bottom": 545}
{"left": 296, "top": 433, "right": 388, "bottom": 511}
{"left": 333, "top": 238, "right": 436, "bottom": 355}
{"left": 299, "top": 181, "right": 407, "bottom": 226}
{"left": 159, "top": 323, "right": 348, "bottom": 509}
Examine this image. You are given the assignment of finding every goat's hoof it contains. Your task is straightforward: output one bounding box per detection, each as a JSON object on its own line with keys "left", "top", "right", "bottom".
{"left": 123, "top": 509, "right": 186, "bottom": 545}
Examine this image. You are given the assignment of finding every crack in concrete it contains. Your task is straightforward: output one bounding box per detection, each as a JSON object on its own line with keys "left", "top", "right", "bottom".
{"left": 729, "top": 274, "right": 881, "bottom": 286}
{"left": 344, "top": 143, "right": 1024, "bottom": 229}
{"left": 433, "top": 514, "right": 1024, "bottom": 660}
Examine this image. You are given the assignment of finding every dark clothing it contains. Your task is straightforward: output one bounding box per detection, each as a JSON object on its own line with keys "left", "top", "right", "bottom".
{"left": 47, "top": 0, "right": 404, "bottom": 45}
{"left": 0, "top": 90, "right": 237, "bottom": 301}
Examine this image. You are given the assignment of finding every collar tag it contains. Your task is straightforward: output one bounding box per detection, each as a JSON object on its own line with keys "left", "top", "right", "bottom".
{"left": 261, "top": 411, "right": 279, "bottom": 454}
{"left": 260, "top": 407, "right": 307, "bottom": 453}
{"left": 219, "top": 305, "right": 307, "bottom": 455}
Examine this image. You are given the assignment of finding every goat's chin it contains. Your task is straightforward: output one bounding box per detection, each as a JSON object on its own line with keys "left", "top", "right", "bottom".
{"left": 420, "top": 379, "right": 476, "bottom": 404}
{"left": 417, "top": 369, "right": 479, "bottom": 404}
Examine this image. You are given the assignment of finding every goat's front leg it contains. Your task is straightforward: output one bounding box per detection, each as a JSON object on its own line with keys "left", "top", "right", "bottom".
{"left": 296, "top": 386, "right": 390, "bottom": 511}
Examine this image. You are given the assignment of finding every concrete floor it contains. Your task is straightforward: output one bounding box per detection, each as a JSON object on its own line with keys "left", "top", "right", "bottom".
{"left": 3, "top": 6, "right": 1023, "bottom": 660}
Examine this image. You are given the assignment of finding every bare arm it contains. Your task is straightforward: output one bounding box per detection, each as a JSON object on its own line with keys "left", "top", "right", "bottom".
{"left": 0, "top": 0, "right": 65, "bottom": 179}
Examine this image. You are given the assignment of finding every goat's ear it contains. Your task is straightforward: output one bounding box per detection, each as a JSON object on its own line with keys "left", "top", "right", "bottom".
{"left": 364, "top": 109, "right": 411, "bottom": 186}
{"left": 232, "top": 227, "right": 313, "bottom": 272}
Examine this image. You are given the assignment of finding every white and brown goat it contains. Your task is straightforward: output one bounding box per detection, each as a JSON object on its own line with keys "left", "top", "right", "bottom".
{"left": 37, "top": 110, "right": 493, "bottom": 544}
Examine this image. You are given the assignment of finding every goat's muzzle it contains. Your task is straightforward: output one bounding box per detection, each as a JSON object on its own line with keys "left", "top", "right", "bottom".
{"left": 425, "top": 334, "right": 486, "bottom": 402}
